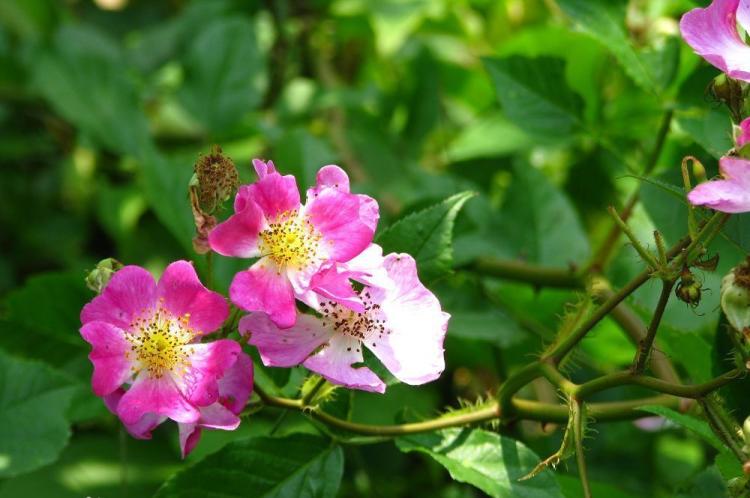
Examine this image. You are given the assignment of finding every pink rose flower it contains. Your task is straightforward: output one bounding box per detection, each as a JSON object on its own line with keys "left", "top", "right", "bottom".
{"left": 209, "top": 160, "right": 379, "bottom": 328}
{"left": 737, "top": 117, "right": 750, "bottom": 148}
{"left": 680, "top": 0, "right": 750, "bottom": 82}
{"left": 79, "top": 261, "right": 253, "bottom": 457}
{"left": 688, "top": 156, "right": 750, "bottom": 212}
{"left": 241, "top": 253, "right": 449, "bottom": 393}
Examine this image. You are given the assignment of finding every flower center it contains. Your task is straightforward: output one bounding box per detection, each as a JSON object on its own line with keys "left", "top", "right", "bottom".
{"left": 127, "top": 303, "right": 194, "bottom": 378}
{"left": 320, "top": 291, "right": 390, "bottom": 348}
{"left": 258, "top": 210, "right": 322, "bottom": 269}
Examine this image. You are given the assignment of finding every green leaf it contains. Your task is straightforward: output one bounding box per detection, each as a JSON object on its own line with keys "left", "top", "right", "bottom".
{"left": 638, "top": 405, "right": 724, "bottom": 451}
{"left": 484, "top": 56, "right": 585, "bottom": 140}
{"left": 0, "top": 351, "right": 78, "bottom": 477}
{"left": 5, "top": 271, "right": 91, "bottom": 349}
{"left": 449, "top": 309, "right": 527, "bottom": 347}
{"left": 396, "top": 428, "right": 564, "bottom": 498}
{"left": 675, "top": 107, "right": 733, "bottom": 159}
{"left": 154, "top": 434, "right": 343, "bottom": 498}
{"left": 179, "top": 17, "right": 266, "bottom": 133}
{"left": 448, "top": 114, "right": 533, "bottom": 162}
{"left": 498, "top": 163, "right": 590, "bottom": 266}
{"left": 557, "top": 474, "right": 638, "bottom": 498}
{"left": 377, "top": 191, "right": 475, "bottom": 282}
{"left": 714, "top": 451, "right": 743, "bottom": 481}
{"left": 31, "top": 25, "right": 151, "bottom": 155}
{"left": 556, "top": 0, "right": 660, "bottom": 92}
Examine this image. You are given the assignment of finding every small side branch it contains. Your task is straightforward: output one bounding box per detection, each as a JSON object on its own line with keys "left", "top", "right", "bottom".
{"left": 631, "top": 279, "right": 675, "bottom": 375}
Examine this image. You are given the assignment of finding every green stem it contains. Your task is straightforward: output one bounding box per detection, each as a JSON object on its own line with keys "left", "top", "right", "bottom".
{"left": 252, "top": 385, "right": 679, "bottom": 436}
{"left": 472, "top": 258, "right": 583, "bottom": 289}
{"left": 700, "top": 397, "right": 746, "bottom": 461}
{"left": 545, "top": 269, "right": 652, "bottom": 364}
{"left": 631, "top": 279, "right": 675, "bottom": 375}
{"left": 607, "top": 205, "right": 659, "bottom": 269}
{"left": 572, "top": 369, "right": 743, "bottom": 399}
{"left": 572, "top": 400, "right": 592, "bottom": 498}
{"left": 301, "top": 376, "right": 328, "bottom": 406}
{"left": 498, "top": 362, "right": 543, "bottom": 413}
{"left": 600, "top": 287, "right": 680, "bottom": 383}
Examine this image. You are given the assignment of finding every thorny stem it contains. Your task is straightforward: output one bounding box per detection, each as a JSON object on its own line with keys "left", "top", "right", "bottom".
{"left": 700, "top": 397, "right": 746, "bottom": 462}
{"left": 252, "top": 384, "right": 683, "bottom": 437}
{"left": 572, "top": 400, "right": 592, "bottom": 498}
{"left": 301, "top": 376, "right": 328, "bottom": 406}
{"left": 631, "top": 279, "right": 675, "bottom": 375}
{"left": 594, "top": 284, "right": 680, "bottom": 383}
{"left": 250, "top": 367, "right": 744, "bottom": 438}
{"left": 607, "top": 205, "right": 660, "bottom": 270}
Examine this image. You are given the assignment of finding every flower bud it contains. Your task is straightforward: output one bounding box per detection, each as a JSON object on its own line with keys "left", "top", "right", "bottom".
{"left": 708, "top": 74, "right": 744, "bottom": 122}
{"left": 675, "top": 267, "right": 702, "bottom": 307}
{"left": 192, "top": 145, "right": 238, "bottom": 214}
{"left": 85, "top": 258, "right": 123, "bottom": 294}
{"left": 721, "top": 259, "right": 750, "bottom": 332}
{"left": 691, "top": 159, "right": 707, "bottom": 184}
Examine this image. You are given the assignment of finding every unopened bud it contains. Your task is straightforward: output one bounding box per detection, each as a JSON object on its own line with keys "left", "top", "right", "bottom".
{"left": 193, "top": 145, "right": 238, "bottom": 214}
{"left": 691, "top": 159, "right": 707, "bottom": 184}
{"left": 721, "top": 258, "right": 750, "bottom": 331}
{"left": 708, "top": 74, "right": 744, "bottom": 122}
{"left": 85, "top": 258, "right": 123, "bottom": 294}
{"left": 675, "top": 267, "right": 702, "bottom": 307}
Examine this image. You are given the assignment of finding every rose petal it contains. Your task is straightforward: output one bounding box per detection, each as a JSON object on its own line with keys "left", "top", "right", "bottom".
{"left": 305, "top": 187, "right": 378, "bottom": 262}
{"left": 242, "top": 313, "right": 332, "bottom": 367}
{"left": 680, "top": 0, "right": 750, "bottom": 82}
{"left": 177, "top": 340, "right": 241, "bottom": 407}
{"left": 157, "top": 261, "right": 229, "bottom": 334}
{"left": 208, "top": 199, "right": 264, "bottom": 258}
{"left": 303, "top": 333, "right": 385, "bottom": 393}
{"left": 230, "top": 260, "right": 297, "bottom": 328}
{"left": 80, "top": 321, "right": 134, "bottom": 396}
{"left": 80, "top": 266, "right": 157, "bottom": 329}
{"left": 364, "top": 254, "right": 448, "bottom": 385}
{"left": 117, "top": 373, "right": 200, "bottom": 425}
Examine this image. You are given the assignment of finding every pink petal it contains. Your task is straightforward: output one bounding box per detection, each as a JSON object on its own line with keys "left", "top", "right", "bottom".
{"left": 308, "top": 263, "right": 364, "bottom": 312}
{"left": 688, "top": 156, "right": 750, "bottom": 212}
{"left": 244, "top": 170, "right": 300, "bottom": 220}
{"left": 305, "top": 187, "right": 379, "bottom": 262}
{"left": 738, "top": 0, "right": 750, "bottom": 33}
{"left": 252, "top": 158, "right": 277, "bottom": 178}
{"left": 338, "top": 243, "right": 392, "bottom": 290}
{"left": 307, "top": 165, "right": 351, "bottom": 195}
{"left": 217, "top": 352, "right": 254, "bottom": 414}
{"left": 80, "top": 321, "right": 134, "bottom": 396}
{"left": 365, "top": 254, "right": 448, "bottom": 385}
{"left": 103, "top": 388, "right": 166, "bottom": 439}
{"left": 230, "top": 260, "right": 297, "bottom": 328}
{"left": 196, "top": 403, "right": 240, "bottom": 430}
{"left": 178, "top": 340, "right": 241, "bottom": 407}
{"left": 242, "top": 313, "right": 332, "bottom": 367}
{"left": 719, "top": 156, "right": 750, "bottom": 185}
{"left": 738, "top": 117, "right": 750, "bottom": 147}
{"left": 687, "top": 179, "right": 750, "bottom": 212}
{"left": 117, "top": 373, "right": 200, "bottom": 425}
{"left": 178, "top": 423, "right": 202, "bottom": 458}
{"left": 80, "top": 266, "right": 157, "bottom": 329}
{"left": 208, "top": 199, "right": 264, "bottom": 258}
{"left": 680, "top": 0, "right": 750, "bottom": 82}
{"left": 156, "top": 261, "right": 229, "bottom": 334}
{"left": 303, "top": 333, "right": 385, "bottom": 393}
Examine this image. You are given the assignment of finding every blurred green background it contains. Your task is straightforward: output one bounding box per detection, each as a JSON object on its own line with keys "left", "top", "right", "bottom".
{"left": 0, "top": 0, "right": 747, "bottom": 496}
